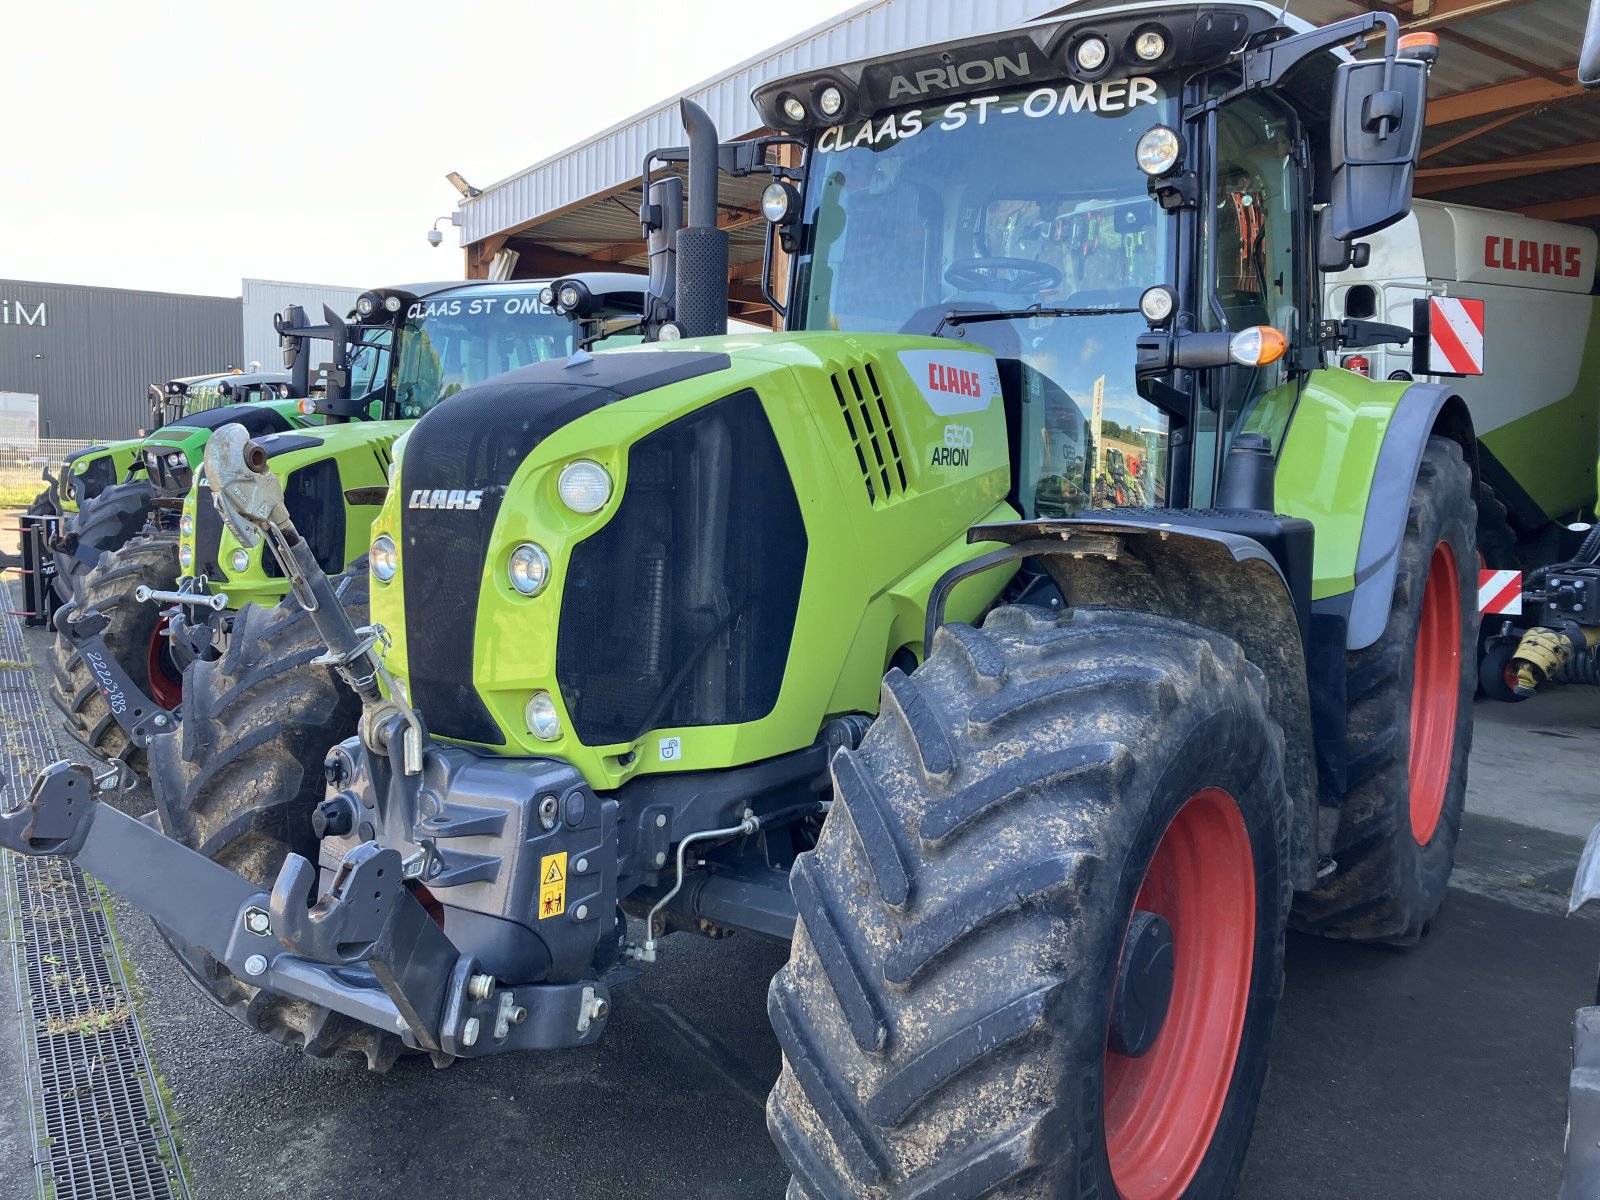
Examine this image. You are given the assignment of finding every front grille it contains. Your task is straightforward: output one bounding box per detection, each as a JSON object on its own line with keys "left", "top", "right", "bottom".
{"left": 143, "top": 447, "right": 192, "bottom": 494}
{"left": 558, "top": 390, "right": 807, "bottom": 746}
{"left": 830, "top": 359, "right": 906, "bottom": 506}
{"left": 193, "top": 485, "right": 225, "bottom": 580}
{"left": 400, "top": 349, "right": 734, "bottom": 746}
{"left": 261, "top": 459, "right": 344, "bottom": 578}
{"left": 74, "top": 455, "right": 116, "bottom": 505}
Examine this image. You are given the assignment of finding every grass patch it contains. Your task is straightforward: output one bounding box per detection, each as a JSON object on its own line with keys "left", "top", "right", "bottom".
{"left": 0, "top": 658, "right": 29, "bottom": 670}
{"left": 0, "top": 482, "right": 46, "bottom": 509}
{"left": 44, "top": 1002, "right": 131, "bottom": 1036}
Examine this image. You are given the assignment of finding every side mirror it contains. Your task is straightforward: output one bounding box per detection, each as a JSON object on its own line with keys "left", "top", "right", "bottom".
{"left": 1327, "top": 57, "right": 1428, "bottom": 240}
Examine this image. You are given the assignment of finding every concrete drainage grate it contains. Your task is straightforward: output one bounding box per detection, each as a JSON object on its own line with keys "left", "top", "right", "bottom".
{"left": 2, "top": 595, "right": 189, "bottom": 1200}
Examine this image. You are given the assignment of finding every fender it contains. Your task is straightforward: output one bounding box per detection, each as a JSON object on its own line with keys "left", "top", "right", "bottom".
{"left": 944, "top": 517, "right": 1321, "bottom": 891}
{"left": 1273, "top": 371, "right": 1475, "bottom": 649}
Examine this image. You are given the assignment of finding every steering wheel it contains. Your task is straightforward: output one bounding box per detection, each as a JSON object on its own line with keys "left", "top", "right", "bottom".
{"left": 945, "top": 256, "right": 1063, "bottom": 295}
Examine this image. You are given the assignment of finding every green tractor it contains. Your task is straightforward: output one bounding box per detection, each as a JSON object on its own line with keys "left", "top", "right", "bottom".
{"left": 8, "top": 5, "right": 1472, "bottom": 1194}
{"left": 37, "top": 367, "right": 305, "bottom": 606}
{"left": 47, "top": 277, "right": 643, "bottom": 774}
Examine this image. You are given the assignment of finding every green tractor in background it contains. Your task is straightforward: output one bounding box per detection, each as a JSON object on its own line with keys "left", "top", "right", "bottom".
{"left": 45, "top": 367, "right": 309, "bottom": 606}
{"left": 8, "top": 5, "right": 1480, "bottom": 1194}
{"left": 48, "top": 277, "right": 644, "bottom": 774}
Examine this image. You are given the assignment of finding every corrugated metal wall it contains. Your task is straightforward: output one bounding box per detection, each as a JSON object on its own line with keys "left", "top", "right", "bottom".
{"left": 240, "top": 278, "right": 363, "bottom": 373}
{"left": 0, "top": 279, "right": 241, "bottom": 441}
{"left": 459, "top": 0, "right": 1056, "bottom": 245}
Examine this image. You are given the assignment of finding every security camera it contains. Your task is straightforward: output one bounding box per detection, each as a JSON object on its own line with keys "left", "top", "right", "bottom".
{"left": 427, "top": 228, "right": 444, "bottom": 247}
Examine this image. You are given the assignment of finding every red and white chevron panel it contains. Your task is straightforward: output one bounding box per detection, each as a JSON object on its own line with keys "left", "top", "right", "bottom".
{"left": 1428, "top": 296, "right": 1485, "bottom": 376}
{"left": 1478, "top": 568, "right": 1522, "bottom": 615}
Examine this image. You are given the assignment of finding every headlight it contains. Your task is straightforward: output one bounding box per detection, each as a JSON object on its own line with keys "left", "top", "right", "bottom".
{"left": 371, "top": 534, "right": 398, "bottom": 582}
{"left": 558, "top": 460, "right": 612, "bottom": 514}
{"left": 1139, "top": 285, "right": 1177, "bottom": 327}
{"left": 558, "top": 284, "right": 582, "bottom": 312}
{"left": 762, "top": 182, "right": 801, "bottom": 225}
{"left": 782, "top": 95, "right": 806, "bottom": 123}
{"left": 1134, "top": 29, "right": 1167, "bottom": 60}
{"left": 1075, "top": 35, "right": 1108, "bottom": 72}
{"left": 356, "top": 295, "right": 376, "bottom": 317}
{"left": 526, "top": 691, "right": 562, "bottom": 741}
{"left": 818, "top": 85, "right": 844, "bottom": 117}
{"left": 1135, "top": 125, "right": 1182, "bottom": 177}
{"left": 229, "top": 548, "right": 250, "bottom": 574}
{"left": 179, "top": 514, "right": 194, "bottom": 538}
{"left": 384, "top": 295, "right": 402, "bottom": 313}
{"left": 508, "top": 543, "right": 551, "bottom": 596}
{"left": 179, "top": 545, "right": 194, "bottom": 571}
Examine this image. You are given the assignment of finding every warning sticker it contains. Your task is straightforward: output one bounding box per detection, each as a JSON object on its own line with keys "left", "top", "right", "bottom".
{"left": 539, "top": 852, "right": 567, "bottom": 920}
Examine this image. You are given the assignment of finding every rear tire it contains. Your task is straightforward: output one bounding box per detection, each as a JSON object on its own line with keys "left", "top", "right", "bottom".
{"left": 1294, "top": 436, "right": 1476, "bottom": 943}
{"left": 147, "top": 561, "right": 405, "bottom": 1069}
{"left": 53, "top": 478, "right": 155, "bottom": 604}
{"left": 767, "top": 606, "right": 1292, "bottom": 1200}
{"left": 48, "top": 532, "right": 180, "bottom": 772}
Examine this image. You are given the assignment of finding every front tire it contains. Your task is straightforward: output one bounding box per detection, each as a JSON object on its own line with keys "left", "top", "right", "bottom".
{"left": 767, "top": 606, "right": 1292, "bottom": 1200}
{"left": 1294, "top": 436, "right": 1476, "bottom": 943}
{"left": 147, "top": 561, "right": 404, "bottom": 1069}
{"left": 52, "top": 477, "right": 155, "bottom": 604}
{"left": 48, "top": 532, "right": 181, "bottom": 771}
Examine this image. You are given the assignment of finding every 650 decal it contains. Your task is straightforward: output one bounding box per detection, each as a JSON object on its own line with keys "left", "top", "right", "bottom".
{"left": 932, "top": 424, "right": 973, "bottom": 467}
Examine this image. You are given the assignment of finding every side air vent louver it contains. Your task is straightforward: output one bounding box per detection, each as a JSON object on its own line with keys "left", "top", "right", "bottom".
{"left": 829, "top": 360, "right": 906, "bottom": 506}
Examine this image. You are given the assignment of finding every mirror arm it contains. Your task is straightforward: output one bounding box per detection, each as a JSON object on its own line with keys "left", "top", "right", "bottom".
{"left": 1191, "top": 12, "right": 1399, "bottom": 117}
{"left": 1319, "top": 318, "right": 1412, "bottom": 351}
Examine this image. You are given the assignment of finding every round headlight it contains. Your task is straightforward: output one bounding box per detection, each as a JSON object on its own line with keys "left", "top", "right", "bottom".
{"left": 1075, "top": 36, "right": 1109, "bottom": 72}
{"left": 179, "top": 545, "right": 194, "bottom": 571}
{"left": 558, "top": 284, "right": 582, "bottom": 312}
{"left": 1139, "top": 285, "right": 1177, "bottom": 327}
{"left": 762, "top": 182, "right": 795, "bottom": 224}
{"left": 657, "top": 322, "right": 684, "bottom": 342}
{"left": 782, "top": 95, "right": 806, "bottom": 123}
{"left": 557, "top": 460, "right": 612, "bottom": 514}
{"left": 818, "top": 85, "right": 844, "bottom": 117}
{"left": 1135, "top": 125, "right": 1182, "bottom": 177}
{"left": 526, "top": 691, "right": 562, "bottom": 741}
{"left": 384, "top": 295, "right": 402, "bottom": 313}
{"left": 508, "top": 542, "right": 551, "bottom": 596}
{"left": 539, "top": 286, "right": 556, "bottom": 307}
{"left": 229, "top": 548, "right": 250, "bottom": 574}
{"left": 179, "top": 513, "right": 194, "bottom": 538}
{"left": 1134, "top": 29, "right": 1167, "bottom": 60}
{"left": 371, "top": 533, "right": 398, "bottom": 582}
{"left": 356, "top": 295, "right": 376, "bottom": 317}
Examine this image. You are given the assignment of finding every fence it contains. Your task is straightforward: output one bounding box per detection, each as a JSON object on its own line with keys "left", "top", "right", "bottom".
{"left": 0, "top": 439, "right": 99, "bottom": 506}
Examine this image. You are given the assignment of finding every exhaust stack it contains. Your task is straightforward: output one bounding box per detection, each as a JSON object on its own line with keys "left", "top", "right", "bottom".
{"left": 675, "top": 99, "right": 729, "bottom": 339}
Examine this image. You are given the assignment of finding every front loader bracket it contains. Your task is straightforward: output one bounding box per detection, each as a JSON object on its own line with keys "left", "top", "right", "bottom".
{"left": 52, "top": 605, "right": 176, "bottom": 749}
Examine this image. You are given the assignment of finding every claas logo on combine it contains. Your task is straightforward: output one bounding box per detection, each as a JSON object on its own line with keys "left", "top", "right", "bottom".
{"left": 408, "top": 488, "right": 484, "bottom": 511}
{"left": 1484, "top": 236, "right": 1583, "bottom": 277}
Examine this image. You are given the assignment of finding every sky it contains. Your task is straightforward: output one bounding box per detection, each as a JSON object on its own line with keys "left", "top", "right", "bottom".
{"left": 0, "top": 0, "right": 859, "bottom": 298}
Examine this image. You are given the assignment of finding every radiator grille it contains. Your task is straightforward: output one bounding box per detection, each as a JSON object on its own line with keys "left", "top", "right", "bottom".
{"left": 262, "top": 459, "right": 345, "bottom": 578}
{"left": 829, "top": 359, "right": 906, "bottom": 506}
{"left": 557, "top": 389, "right": 807, "bottom": 746}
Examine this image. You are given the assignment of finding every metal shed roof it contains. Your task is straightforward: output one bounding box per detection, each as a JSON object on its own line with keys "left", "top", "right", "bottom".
{"left": 461, "top": 0, "right": 1600, "bottom": 308}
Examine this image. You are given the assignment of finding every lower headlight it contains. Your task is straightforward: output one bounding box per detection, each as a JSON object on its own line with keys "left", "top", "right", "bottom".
{"left": 371, "top": 534, "right": 398, "bottom": 582}
{"left": 526, "top": 691, "right": 562, "bottom": 741}
{"left": 179, "top": 545, "right": 194, "bottom": 571}
{"left": 509, "top": 543, "right": 551, "bottom": 596}
{"left": 179, "top": 514, "right": 194, "bottom": 538}
{"left": 558, "top": 460, "right": 612, "bottom": 514}
{"left": 229, "top": 548, "right": 250, "bottom": 574}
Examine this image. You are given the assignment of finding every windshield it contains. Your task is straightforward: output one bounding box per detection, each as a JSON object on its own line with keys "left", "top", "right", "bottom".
{"left": 793, "top": 78, "right": 1178, "bottom": 515}
{"left": 390, "top": 289, "right": 575, "bottom": 419}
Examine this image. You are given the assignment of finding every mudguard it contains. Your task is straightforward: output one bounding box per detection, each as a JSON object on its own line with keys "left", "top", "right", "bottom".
{"left": 1269, "top": 371, "right": 1474, "bottom": 649}
{"left": 955, "top": 517, "right": 1320, "bottom": 890}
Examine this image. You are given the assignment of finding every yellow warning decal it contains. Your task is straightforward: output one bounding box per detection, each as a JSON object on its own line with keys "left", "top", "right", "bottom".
{"left": 538, "top": 851, "right": 567, "bottom": 920}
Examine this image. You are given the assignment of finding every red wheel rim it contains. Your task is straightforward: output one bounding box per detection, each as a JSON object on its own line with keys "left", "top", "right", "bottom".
{"left": 146, "top": 616, "right": 184, "bottom": 711}
{"left": 1408, "top": 542, "right": 1461, "bottom": 844}
{"left": 1104, "top": 787, "right": 1255, "bottom": 1200}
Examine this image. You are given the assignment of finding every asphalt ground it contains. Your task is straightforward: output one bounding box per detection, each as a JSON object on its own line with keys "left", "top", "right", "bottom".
{"left": 4, "top": 532, "right": 1599, "bottom": 1197}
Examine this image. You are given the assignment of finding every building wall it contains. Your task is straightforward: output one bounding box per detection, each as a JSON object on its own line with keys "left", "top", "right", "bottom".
{"left": 0, "top": 279, "right": 242, "bottom": 441}
{"left": 241, "top": 278, "right": 363, "bottom": 374}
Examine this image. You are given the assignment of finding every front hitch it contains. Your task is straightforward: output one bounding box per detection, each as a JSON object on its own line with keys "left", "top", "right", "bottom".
{"left": 203, "top": 424, "right": 424, "bottom": 772}
{"left": 0, "top": 762, "right": 611, "bottom": 1057}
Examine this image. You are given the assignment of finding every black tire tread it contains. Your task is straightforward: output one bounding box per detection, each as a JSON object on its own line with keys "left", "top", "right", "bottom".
{"left": 48, "top": 532, "right": 178, "bottom": 770}
{"left": 767, "top": 605, "right": 1292, "bottom": 1199}
{"left": 54, "top": 477, "right": 155, "bottom": 604}
{"left": 147, "top": 560, "right": 402, "bottom": 1069}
